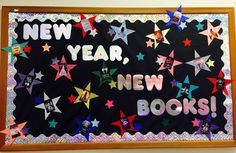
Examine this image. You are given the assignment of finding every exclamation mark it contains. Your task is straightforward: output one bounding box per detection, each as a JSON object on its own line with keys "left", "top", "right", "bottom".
{"left": 211, "top": 96, "right": 217, "bottom": 118}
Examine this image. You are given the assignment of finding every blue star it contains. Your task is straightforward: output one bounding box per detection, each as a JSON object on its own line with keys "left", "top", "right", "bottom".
{"left": 196, "top": 22, "right": 204, "bottom": 31}
{"left": 49, "top": 119, "right": 58, "bottom": 128}
{"left": 166, "top": 5, "right": 189, "bottom": 30}
{"left": 136, "top": 52, "right": 144, "bottom": 61}
{"left": 176, "top": 75, "right": 199, "bottom": 100}
{"left": 34, "top": 96, "right": 43, "bottom": 104}
{"left": 111, "top": 21, "right": 135, "bottom": 45}
{"left": 74, "top": 116, "right": 97, "bottom": 141}
{"left": 134, "top": 123, "right": 142, "bottom": 131}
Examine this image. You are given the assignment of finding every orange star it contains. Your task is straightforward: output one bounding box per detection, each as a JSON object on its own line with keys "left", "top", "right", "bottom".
{"left": 183, "top": 38, "right": 191, "bottom": 47}
{"left": 42, "top": 43, "right": 51, "bottom": 52}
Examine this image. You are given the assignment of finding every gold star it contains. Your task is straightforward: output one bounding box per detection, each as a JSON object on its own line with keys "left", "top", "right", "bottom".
{"left": 109, "top": 80, "right": 117, "bottom": 89}
{"left": 42, "top": 43, "right": 51, "bottom": 52}
{"left": 206, "top": 59, "right": 215, "bottom": 68}
{"left": 74, "top": 83, "right": 99, "bottom": 109}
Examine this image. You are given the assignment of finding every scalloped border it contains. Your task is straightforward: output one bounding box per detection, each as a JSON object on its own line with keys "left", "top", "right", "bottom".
{"left": 5, "top": 13, "right": 233, "bottom": 144}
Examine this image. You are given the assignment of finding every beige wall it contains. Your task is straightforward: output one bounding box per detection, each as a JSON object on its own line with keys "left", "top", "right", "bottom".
{"left": 0, "top": 0, "right": 236, "bottom": 152}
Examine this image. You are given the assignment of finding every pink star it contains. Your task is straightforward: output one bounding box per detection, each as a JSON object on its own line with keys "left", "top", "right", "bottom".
{"left": 192, "top": 118, "right": 200, "bottom": 127}
{"left": 199, "top": 20, "right": 223, "bottom": 46}
{"left": 105, "top": 100, "right": 114, "bottom": 109}
{"left": 157, "top": 50, "right": 182, "bottom": 76}
{"left": 0, "top": 118, "right": 27, "bottom": 144}
{"left": 51, "top": 56, "right": 76, "bottom": 80}
{"left": 146, "top": 39, "right": 154, "bottom": 47}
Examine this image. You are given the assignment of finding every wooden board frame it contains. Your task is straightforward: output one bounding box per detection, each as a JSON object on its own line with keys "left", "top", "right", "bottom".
{"left": 0, "top": 6, "right": 236, "bottom": 150}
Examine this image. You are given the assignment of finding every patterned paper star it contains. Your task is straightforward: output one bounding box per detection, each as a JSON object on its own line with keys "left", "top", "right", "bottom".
{"left": 176, "top": 75, "right": 199, "bottom": 100}
{"left": 196, "top": 22, "right": 204, "bottom": 31}
{"left": 23, "top": 45, "right": 31, "bottom": 53}
{"left": 179, "top": 22, "right": 187, "bottom": 30}
{"left": 15, "top": 69, "right": 42, "bottom": 95}
{"left": 195, "top": 115, "right": 219, "bottom": 140}
{"left": 74, "top": 83, "right": 99, "bottom": 109}
{"left": 35, "top": 93, "right": 62, "bottom": 119}
{"left": 183, "top": 37, "right": 191, "bottom": 47}
{"left": 110, "top": 21, "right": 135, "bottom": 45}
{"left": 136, "top": 52, "right": 144, "bottom": 61}
{"left": 146, "top": 24, "right": 170, "bottom": 48}
{"left": 1, "top": 38, "right": 28, "bottom": 62}
{"left": 50, "top": 56, "right": 76, "bottom": 81}
{"left": 49, "top": 119, "right": 58, "bottom": 128}
{"left": 0, "top": 118, "right": 27, "bottom": 144}
{"left": 199, "top": 20, "right": 223, "bottom": 45}
{"left": 105, "top": 100, "right": 114, "bottom": 109}
{"left": 73, "top": 14, "right": 97, "bottom": 38}
{"left": 186, "top": 51, "right": 211, "bottom": 76}
{"left": 111, "top": 110, "right": 136, "bottom": 136}
{"left": 42, "top": 43, "right": 51, "bottom": 52}
{"left": 109, "top": 80, "right": 117, "bottom": 89}
{"left": 157, "top": 50, "right": 182, "bottom": 76}
{"left": 206, "top": 59, "right": 215, "bottom": 68}
{"left": 74, "top": 116, "right": 97, "bottom": 141}
{"left": 91, "top": 118, "right": 100, "bottom": 127}
{"left": 166, "top": 5, "right": 189, "bottom": 30}
{"left": 68, "top": 94, "right": 77, "bottom": 104}
{"left": 92, "top": 62, "right": 117, "bottom": 87}
{"left": 146, "top": 39, "right": 154, "bottom": 47}
{"left": 207, "top": 70, "right": 233, "bottom": 95}
{"left": 192, "top": 118, "right": 200, "bottom": 127}
{"left": 35, "top": 71, "right": 44, "bottom": 80}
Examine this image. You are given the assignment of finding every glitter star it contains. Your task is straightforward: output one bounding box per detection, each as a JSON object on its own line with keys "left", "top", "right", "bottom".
{"left": 35, "top": 71, "right": 44, "bottom": 80}
{"left": 49, "top": 119, "right": 58, "bottom": 128}
{"left": 91, "top": 118, "right": 100, "bottom": 127}
{"left": 42, "top": 43, "right": 51, "bottom": 52}
{"left": 68, "top": 94, "right": 77, "bottom": 103}
{"left": 23, "top": 45, "right": 31, "bottom": 53}
{"left": 183, "top": 37, "right": 191, "bottom": 47}
{"left": 109, "top": 80, "right": 117, "bottom": 89}
{"left": 179, "top": 22, "right": 187, "bottom": 30}
{"left": 146, "top": 39, "right": 154, "bottom": 47}
{"left": 107, "top": 28, "right": 115, "bottom": 36}
{"left": 105, "top": 100, "right": 114, "bottom": 109}
{"left": 196, "top": 22, "right": 204, "bottom": 31}
{"left": 192, "top": 118, "right": 200, "bottom": 127}
{"left": 206, "top": 59, "right": 215, "bottom": 68}
{"left": 136, "top": 52, "right": 144, "bottom": 61}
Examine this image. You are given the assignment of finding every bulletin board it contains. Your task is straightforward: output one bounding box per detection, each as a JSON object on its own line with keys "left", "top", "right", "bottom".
{"left": 0, "top": 6, "right": 236, "bottom": 150}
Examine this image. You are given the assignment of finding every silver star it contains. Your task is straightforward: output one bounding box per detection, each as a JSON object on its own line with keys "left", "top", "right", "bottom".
{"left": 90, "top": 29, "right": 98, "bottom": 37}
{"left": 91, "top": 118, "right": 100, "bottom": 127}
{"left": 35, "top": 71, "right": 44, "bottom": 80}
{"left": 179, "top": 22, "right": 187, "bottom": 30}
{"left": 51, "top": 57, "right": 60, "bottom": 64}
{"left": 156, "top": 57, "right": 163, "bottom": 65}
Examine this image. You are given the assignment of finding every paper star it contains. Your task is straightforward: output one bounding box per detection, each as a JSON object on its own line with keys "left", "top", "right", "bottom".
{"left": 136, "top": 52, "right": 144, "bottom": 61}
{"left": 51, "top": 56, "right": 76, "bottom": 81}
{"left": 49, "top": 119, "right": 58, "bottom": 128}
{"left": 0, "top": 118, "right": 27, "bottom": 144}
{"left": 161, "top": 118, "right": 170, "bottom": 127}
{"left": 195, "top": 115, "right": 219, "bottom": 140}
{"left": 192, "top": 118, "right": 200, "bottom": 127}
{"left": 107, "top": 28, "right": 115, "bottom": 36}
{"left": 35, "top": 93, "right": 62, "bottom": 119}
{"left": 90, "top": 29, "right": 98, "bottom": 37}
{"left": 156, "top": 57, "right": 163, "bottom": 65}
{"left": 207, "top": 70, "right": 233, "bottom": 95}
{"left": 176, "top": 75, "right": 199, "bottom": 100}
{"left": 42, "top": 43, "right": 51, "bottom": 52}
{"left": 74, "top": 116, "right": 97, "bottom": 141}
{"left": 109, "top": 80, "right": 117, "bottom": 89}
{"left": 146, "top": 39, "right": 154, "bottom": 47}
{"left": 68, "top": 94, "right": 77, "bottom": 104}
{"left": 196, "top": 22, "right": 204, "bottom": 31}
{"left": 111, "top": 110, "right": 136, "bottom": 136}
{"left": 157, "top": 50, "right": 182, "bottom": 76}
{"left": 146, "top": 24, "right": 170, "bottom": 48}
{"left": 183, "top": 37, "right": 191, "bottom": 47}
{"left": 179, "top": 22, "right": 187, "bottom": 30}
{"left": 92, "top": 62, "right": 117, "bottom": 87}
{"left": 51, "top": 57, "right": 60, "bottom": 64}
{"left": 74, "top": 83, "right": 99, "bottom": 109}
{"left": 15, "top": 69, "right": 42, "bottom": 94}
{"left": 35, "top": 71, "right": 44, "bottom": 80}
{"left": 134, "top": 123, "right": 142, "bottom": 131}
{"left": 111, "top": 21, "right": 135, "bottom": 45}
{"left": 1, "top": 38, "right": 28, "bottom": 62}
{"left": 186, "top": 51, "right": 211, "bottom": 76}
{"left": 91, "top": 118, "right": 100, "bottom": 127}
{"left": 166, "top": 5, "right": 189, "bottom": 30}
{"left": 199, "top": 20, "right": 223, "bottom": 45}
{"left": 105, "top": 100, "right": 114, "bottom": 109}
{"left": 73, "top": 14, "right": 97, "bottom": 38}
{"left": 23, "top": 45, "right": 31, "bottom": 53}
{"left": 34, "top": 96, "right": 43, "bottom": 104}
{"left": 206, "top": 59, "right": 215, "bottom": 68}
{"left": 170, "top": 79, "right": 178, "bottom": 87}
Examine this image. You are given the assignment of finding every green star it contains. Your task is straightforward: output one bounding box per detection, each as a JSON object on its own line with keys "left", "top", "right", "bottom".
{"left": 92, "top": 62, "right": 117, "bottom": 87}
{"left": 1, "top": 38, "right": 28, "bottom": 62}
{"left": 136, "top": 52, "right": 144, "bottom": 61}
{"left": 49, "top": 119, "right": 58, "bottom": 128}
{"left": 196, "top": 22, "right": 204, "bottom": 31}
{"left": 161, "top": 118, "right": 170, "bottom": 127}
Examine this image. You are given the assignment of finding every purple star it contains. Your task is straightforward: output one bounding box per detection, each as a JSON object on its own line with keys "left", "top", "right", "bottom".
{"left": 21, "top": 127, "right": 29, "bottom": 135}
{"left": 170, "top": 79, "right": 178, "bottom": 87}
{"left": 195, "top": 115, "right": 219, "bottom": 140}
{"left": 107, "top": 28, "right": 115, "bottom": 36}
{"left": 51, "top": 57, "right": 60, "bottom": 64}
{"left": 15, "top": 69, "right": 42, "bottom": 95}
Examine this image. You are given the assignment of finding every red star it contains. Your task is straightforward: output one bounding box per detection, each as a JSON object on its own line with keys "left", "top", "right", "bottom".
{"left": 68, "top": 94, "right": 77, "bottom": 103}
{"left": 73, "top": 14, "right": 97, "bottom": 38}
{"left": 111, "top": 110, "right": 136, "bottom": 135}
{"left": 192, "top": 118, "right": 200, "bottom": 127}
{"left": 208, "top": 71, "right": 233, "bottom": 95}
{"left": 183, "top": 37, "right": 191, "bottom": 47}
{"left": 23, "top": 45, "right": 32, "bottom": 53}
